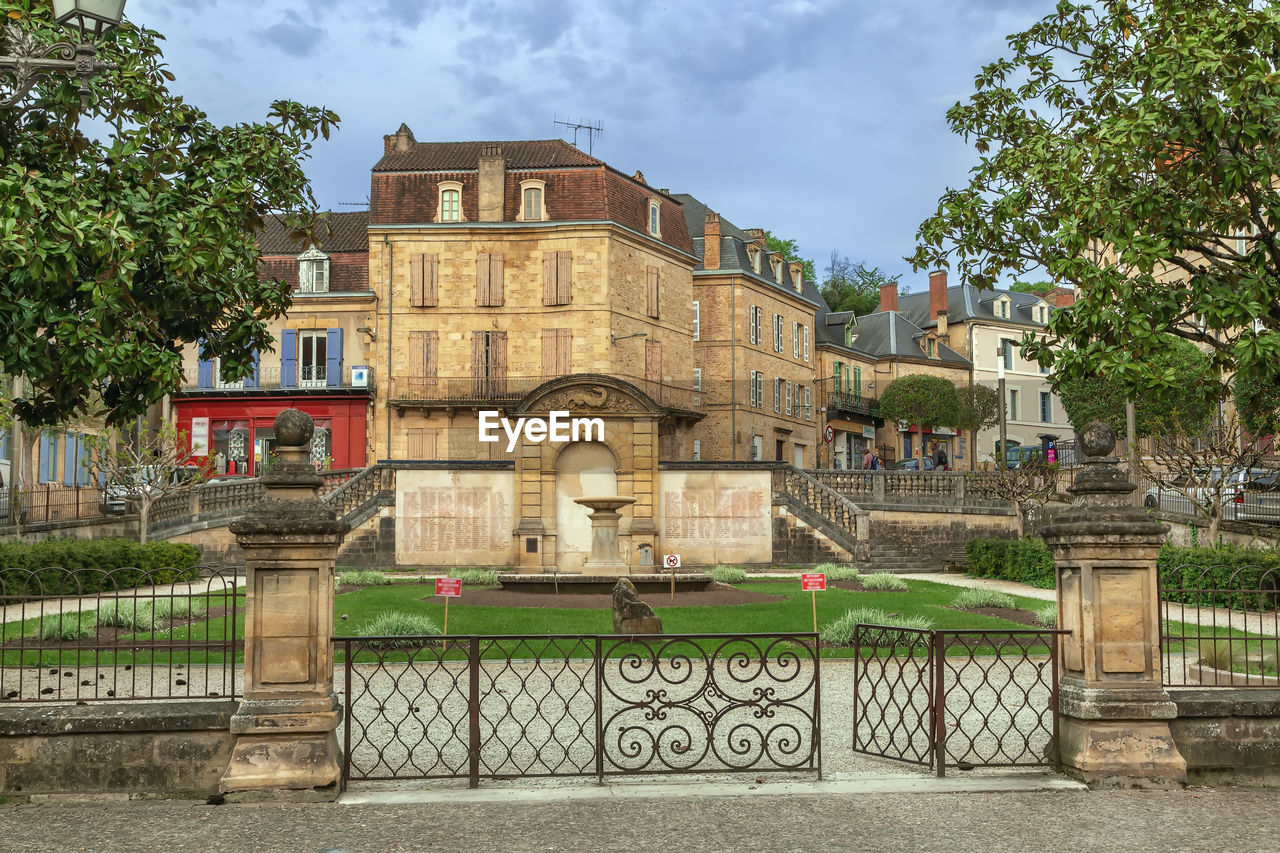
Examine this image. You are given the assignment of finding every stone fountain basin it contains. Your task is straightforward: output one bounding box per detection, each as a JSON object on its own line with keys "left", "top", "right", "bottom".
{"left": 496, "top": 573, "right": 714, "bottom": 596}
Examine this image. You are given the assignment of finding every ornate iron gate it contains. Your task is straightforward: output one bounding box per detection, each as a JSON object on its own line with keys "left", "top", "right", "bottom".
{"left": 853, "top": 625, "right": 1066, "bottom": 776}
{"left": 335, "top": 632, "right": 821, "bottom": 789}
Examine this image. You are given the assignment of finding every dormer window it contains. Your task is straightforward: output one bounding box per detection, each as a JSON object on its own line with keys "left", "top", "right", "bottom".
{"left": 1035, "top": 304, "right": 1048, "bottom": 324}
{"left": 297, "top": 246, "right": 329, "bottom": 293}
{"left": 844, "top": 322, "right": 855, "bottom": 348}
{"left": 648, "top": 199, "right": 661, "bottom": 236}
{"left": 770, "top": 257, "right": 782, "bottom": 282}
{"left": 437, "top": 181, "right": 463, "bottom": 223}
{"left": 748, "top": 246, "right": 761, "bottom": 274}
{"left": 994, "top": 296, "right": 1010, "bottom": 319}
{"left": 926, "top": 338, "right": 937, "bottom": 358}
{"left": 519, "top": 179, "right": 546, "bottom": 222}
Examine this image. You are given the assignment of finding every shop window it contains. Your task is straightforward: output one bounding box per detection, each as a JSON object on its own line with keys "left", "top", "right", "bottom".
{"left": 211, "top": 420, "right": 251, "bottom": 475}
{"left": 310, "top": 419, "right": 332, "bottom": 469}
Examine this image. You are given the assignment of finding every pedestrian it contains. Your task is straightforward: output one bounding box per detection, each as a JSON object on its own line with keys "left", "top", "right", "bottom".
{"left": 862, "top": 448, "right": 875, "bottom": 470}
{"left": 933, "top": 444, "right": 948, "bottom": 472}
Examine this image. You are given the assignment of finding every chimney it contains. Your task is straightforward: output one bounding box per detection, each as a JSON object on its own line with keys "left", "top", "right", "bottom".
{"left": 1051, "top": 287, "right": 1076, "bottom": 308}
{"left": 929, "top": 269, "right": 948, "bottom": 335}
{"left": 384, "top": 122, "right": 416, "bottom": 155}
{"left": 879, "top": 283, "right": 898, "bottom": 313}
{"left": 478, "top": 144, "right": 505, "bottom": 222}
{"left": 703, "top": 212, "right": 721, "bottom": 270}
{"left": 744, "top": 227, "right": 766, "bottom": 241}
{"left": 633, "top": 170, "right": 646, "bottom": 184}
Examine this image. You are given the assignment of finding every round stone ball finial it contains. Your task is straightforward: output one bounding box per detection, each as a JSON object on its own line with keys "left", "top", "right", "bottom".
{"left": 1079, "top": 420, "right": 1116, "bottom": 458}
{"left": 274, "top": 409, "right": 314, "bottom": 448}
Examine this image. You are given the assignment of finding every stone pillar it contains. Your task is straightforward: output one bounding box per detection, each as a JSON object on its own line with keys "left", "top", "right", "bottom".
{"left": 1041, "top": 420, "right": 1186, "bottom": 787}
{"left": 220, "top": 410, "right": 349, "bottom": 801}
{"left": 574, "top": 496, "right": 636, "bottom": 575}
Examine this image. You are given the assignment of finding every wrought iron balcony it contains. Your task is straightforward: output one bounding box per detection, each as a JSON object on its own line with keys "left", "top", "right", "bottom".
{"left": 827, "top": 391, "right": 880, "bottom": 419}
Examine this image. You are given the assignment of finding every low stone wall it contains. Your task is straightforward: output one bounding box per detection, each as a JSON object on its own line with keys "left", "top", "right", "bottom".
{"left": 868, "top": 507, "right": 1017, "bottom": 564}
{"left": 163, "top": 522, "right": 245, "bottom": 567}
{"left": 0, "top": 701, "right": 235, "bottom": 800}
{"left": 0, "top": 514, "right": 138, "bottom": 543}
{"left": 1169, "top": 688, "right": 1280, "bottom": 786}
{"left": 1159, "top": 515, "right": 1280, "bottom": 549}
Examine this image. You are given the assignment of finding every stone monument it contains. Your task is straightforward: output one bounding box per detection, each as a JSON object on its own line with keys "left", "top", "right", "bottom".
{"left": 1041, "top": 420, "right": 1186, "bottom": 787}
{"left": 611, "top": 578, "right": 663, "bottom": 634}
{"left": 574, "top": 495, "right": 636, "bottom": 576}
{"left": 220, "top": 410, "right": 350, "bottom": 801}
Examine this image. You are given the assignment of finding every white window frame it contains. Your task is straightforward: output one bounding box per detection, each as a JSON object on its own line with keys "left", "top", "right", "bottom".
{"left": 774, "top": 378, "right": 782, "bottom": 413}
{"left": 773, "top": 314, "right": 783, "bottom": 353}
{"left": 1040, "top": 391, "right": 1052, "bottom": 423}
{"left": 693, "top": 368, "right": 702, "bottom": 392}
{"left": 692, "top": 301, "right": 700, "bottom": 341}
{"left": 648, "top": 199, "right": 661, "bottom": 237}
{"left": 437, "top": 180, "right": 463, "bottom": 223}
{"left": 770, "top": 257, "right": 782, "bottom": 282}
{"left": 213, "top": 357, "right": 243, "bottom": 390}
{"left": 749, "top": 305, "right": 761, "bottom": 345}
{"left": 754, "top": 372, "right": 763, "bottom": 409}
{"left": 793, "top": 322, "right": 801, "bottom": 358}
{"left": 299, "top": 330, "right": 329, "bottom": 388}
{"left": 1001, "top": 338, "right": 1016, "bottom": 371}
{"left": 749, "top": 370, "right": 760, "bottom": 407}
{"left": 297, "top": 246, "right": 329, "bottom": 294}
{"left": 803, "top": 326, "right": 810, "bottom": 362}
{"left": 692, "top": 439, "right": 701, "bottom": 461}
{"left": 1008, "top": 388, "right": 1020, "bottom": 421}
{"left": 751, "top": 435, "right": 763, "bottom": 461}
{"left": 804, "top": 386, "right": 812, "bottom": 420}
{"left": 785, "top": 380, "right": 793, "bottom": 416}
{"left": 518, "top": 179, "right": 546, "bottom": 222}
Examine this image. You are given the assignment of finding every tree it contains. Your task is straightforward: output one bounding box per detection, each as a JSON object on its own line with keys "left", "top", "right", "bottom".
{"left": 967, "top": 460, "right": 1059, "bottom": 539}
{"left": 1009, "top": 281, "right": 1055, "bottom": 296}
{"left": 953, "top": 384, "right": 1000, "bottom": 471}
{"left": 1057, "top": 337, "right": 1220, "bottom": 437}
{"left": 1236, "top": 374, "right": 1280, "bottom": 444}
{"left": 910, "top": 0, "right": 1280, "bottom": 407}
{"left": 821, "top": 252, "right": 901, "bottom": 316}
{"left": 877, "top": 375, "right": 959, "bottom": 463}
{"left": 1, "top": 3, "right": 339, "bottom": 427}
{"left": 764, "top": 232, "right": 817, "bottom": 285}
{"left": 84, "top": 422, "right": 204, "bottom": 544}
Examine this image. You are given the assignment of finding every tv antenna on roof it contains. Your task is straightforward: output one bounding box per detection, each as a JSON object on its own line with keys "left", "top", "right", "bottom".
{"left": 554, "top": 115, "right": 604, "bottom": 155}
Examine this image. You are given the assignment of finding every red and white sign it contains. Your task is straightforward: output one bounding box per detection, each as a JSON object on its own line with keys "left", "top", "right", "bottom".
{"left": 435, "top": 577, "right": 462, "bottom": 597}
{"left": 664, "top": 554, "right": 682, "bottom": 569}
{"left": 801, "top": 573, "right": 827, "bottom": 591}
{"left": 824, "top": 425, "right": 835, "bottom": 443}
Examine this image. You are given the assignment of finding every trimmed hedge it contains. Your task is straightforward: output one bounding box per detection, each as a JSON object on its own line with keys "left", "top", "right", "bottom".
{"left": 964, "top": 538, "right": 1056, "bottom": 589}
{"left": 0, "top": 539, "right": 203, "bottom": 597}
{"left": 1157, "top": 543, "right": 1280, "bottom": 610}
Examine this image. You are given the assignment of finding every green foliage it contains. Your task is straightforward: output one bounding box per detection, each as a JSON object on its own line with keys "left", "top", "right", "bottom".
{"left": 820, "top": 252, "right": 901, "bottom": 315}
{"left": 1009, "top": 282, "right": 1055, "bottom": 296}
{"left": 964, "top": 538, "right": 1056, "bottom": 589}
{"left": 1157, "top": 543, "right": 1280, "bottom": 611}
{"left": 859, "top": 572, "right": 908, "bottom": 591}
{"left": 152, "top": 597, "right": 207, "bottom": 620}
{"left": 764, "top": 233, "right": 817, "bottom": 286}
{"left": 1033, "top": 603, "right": 1058, "bottom": 628}
{"left": 711, "top": 565, "right": 748, "bottom": 585}
{"left": 877, "top": 376, "right": 960, "bottom": 446}
{"left": 0, "top": 539, "right": 202, "bottom": 598}
{"left": 820, "top": 607, "right": 934, "bottom": 647}
{"left": 1056, "top": 338, "right": 1219, "bottom": 436}
{"left": 338, "top": 570, "right": 392, "bottom": 587}
{"left": 953, "top": 384, "right": 1000, "bottom": 435}
{"left": 951, "top": 588, "right": 1018, "bottom": 611}
{"left": 910, "top": 0, "right": 1280, "bottom": 406}
{"left": 40, "top": 612, "right": 97, "bottom": 641}
{"left": 95, "top": 600, "right": 156, "bottom": 631}
{"left": 1235, "top": 374, "right": 1280, "bottom": 439}
{"left": 814, "top": 563, "right": 859, "bottom": 582}
{"left": 0, "top": 3, "right": 340, "bottom": 425}
{"left": 1196, "top": 638, "right": 1279, "bottom": 677}
{"left": 361, "top": 611, "right": 443, "bottom": 647}
{"left": 458, "top": 569, "right": 500, "bottom": 588}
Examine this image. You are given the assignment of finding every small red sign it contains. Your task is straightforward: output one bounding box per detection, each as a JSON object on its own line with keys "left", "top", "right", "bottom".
{"left": 435, "top": 578, "right": 462, "bottom": 597}
{"left": 801, "top": 573, "right": 826, "bottom": 591}
{"left": 824, "top": 425, "right": 835, "bottom": 443}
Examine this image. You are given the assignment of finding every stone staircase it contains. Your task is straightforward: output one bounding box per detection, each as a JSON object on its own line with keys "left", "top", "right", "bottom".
{"left": 771, "top": 465, "right": 869, "bottom": 563}
{"left": 856, "top": 539, "right": 945, "bottom": 574}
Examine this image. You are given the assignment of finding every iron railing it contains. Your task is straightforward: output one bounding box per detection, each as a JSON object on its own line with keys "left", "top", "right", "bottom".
{"left": 826, "top": 391, "right": 880, "bottom": 419}
{"left": 853, "top": 625, "right": 1066, "bottom": 776}
{"left": 180, "top": 364, "right": 372, "bottom": 393}
{"left": 2, "top": 485, "right": 106, "bottom": 525}
{"left": 1161, "top": 564, "right": 1280, "bottom": 687}
{"left": 335, "top": 632, "right": 821, "bottom": 789}
{"left": 0, "top": 566, "right": 241, "bottom": 702}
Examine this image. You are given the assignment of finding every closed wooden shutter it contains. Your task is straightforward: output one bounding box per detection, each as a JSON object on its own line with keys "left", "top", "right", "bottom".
{"left": 543, "top": 254, "right": 557, "bottom": 305}
{"left": 489, "top": 254, "right": 504, "bottom": 306}
{"left": 407, "top": 429, "right": 438, "bottom": 459}
{"left": 410, "top": 254, "right": 425, "bottom": 307}
{"left": 645, "top": 339, "right": 661, "bottom": 384}
{"left": 646, "top": 266, "right": 660, "bottom": 318}
{"left": 541, "top": 329, "right": 570, "bottom": 376}
{"left": 476, "top": 255, "right": 490, "bottom": 306}
{"left": 557, "top": 251, "right": 572, "bottom": 304}
{"left": 425, "top": 254, "right": 438, "bottom": 306}
{"left": 409, "top": 331, "right": 438, "bottom": 379}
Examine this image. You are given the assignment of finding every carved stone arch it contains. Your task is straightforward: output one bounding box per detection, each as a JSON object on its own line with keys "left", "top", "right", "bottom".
{"left": 516, "top": 374, "right": 663, "bottom": 418}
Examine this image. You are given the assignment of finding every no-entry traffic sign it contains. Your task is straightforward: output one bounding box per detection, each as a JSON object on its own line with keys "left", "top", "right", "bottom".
{"left": 664, "top": 554, "right": 682, "bottom": 569}
{"left": 824, "top": 425, "right": 834, "bottom": 443}
{"left": 801, "top": 573, "right": 827, "bottom": 591}
{"left": 435, "top": 577, "right": 462, "bottom": 597}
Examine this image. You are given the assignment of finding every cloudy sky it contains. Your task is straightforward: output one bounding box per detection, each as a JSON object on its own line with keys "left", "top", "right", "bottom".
{"left": 129, "top": 0, "right": 1054, "bottom": 291}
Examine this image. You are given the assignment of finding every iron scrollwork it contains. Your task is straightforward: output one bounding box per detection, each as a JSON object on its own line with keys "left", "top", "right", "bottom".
{"left": 0, "top": 22, "right": 113, "bottom": 109}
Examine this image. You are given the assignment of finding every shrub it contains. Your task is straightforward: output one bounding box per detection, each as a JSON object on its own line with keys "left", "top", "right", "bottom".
{"left": 40, "top": 612, "right": 97, "bottom": 641}
{"left": 361, "top": 610, "right": 443, "bottom": 647}
{"left": 820, "top": 606, "right": 934, "bottom": 647}
{"left": 1033, "top": 603, "right": 1058, "bottom": 628}
{"left": 1196, "top": 638, "right": 1279, "bottom": 677}
{"left": 712, "top": 566, "right": 748, "bottom": 585}
{"left": 814, "top": 563, "right": 859, "bottom": 582}
{"left": 338, "top": 570, "right": 392, "bottom": 587}
{"left": 951, "top": 588, "right": 1018, "bottom": 611}
{"left": 1157, "top": 543, "right": 1280, "bottom": 610}
{"left": 859, "top": 572, "right": 908, "bottom": 591}
{"left": 152, "top": 597, "right": 208, "bottom": 620}
{"left": 964, "top": 538, "right": 1056, "bottom": 589}
{"left": 458, "top": 569, "right": 500, "bottom": 588}
{"left": 95, "top": 600, "right": 156, "bottom": 631}
{"left": 0, "top": 539, "right": 202, "bottom": 599}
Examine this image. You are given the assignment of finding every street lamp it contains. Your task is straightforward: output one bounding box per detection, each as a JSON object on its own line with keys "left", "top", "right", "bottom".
{"left": 997, "top": 344, "right": 1008, "bottom": 468}
{"left": 0, "top": 0, "right": 127, "bottom": 109}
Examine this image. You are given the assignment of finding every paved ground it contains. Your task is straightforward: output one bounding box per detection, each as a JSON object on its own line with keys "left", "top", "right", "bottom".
{"left": 1, "top": 787, "right": 1277, "bottom": 852}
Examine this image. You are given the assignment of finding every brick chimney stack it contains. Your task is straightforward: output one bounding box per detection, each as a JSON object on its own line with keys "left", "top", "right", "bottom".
{"left": 478, "top": 145, "right": 505, "bottom": 222}
{"left": 1050, "top": 287, "right": 1076, "bottom": 308}
{"left": 930, "top": 270, "right": 949, "bottom": 335}
{"left": 384, "top": 122, "right": 416, "bottom": 155}
{"left": 704, "top": 212, "right": 721, "bottom": 270}
{"left": 879, "top": 283, "right": 898, "bottom": 313}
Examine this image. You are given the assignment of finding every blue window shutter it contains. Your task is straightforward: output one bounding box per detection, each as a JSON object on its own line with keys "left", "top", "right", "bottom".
{"left": 63, "top": 435, "right": 76, "bottom": 485}
{"left": 197, "top": 341, "right": 214, "bottom": 389}
{"left": 37, "top": 434, "right": 50, "bottom": 484}
{"left": 326, "top": 328, "right": 343, "bottom": 387}
{"left": 76, "top": 437, "right": 90, "bottom": 486}
{"left": 244, "top": 350, "right": 260, "bottom": 389}
{"left": 281, "top": 329, "right": 298, "bottom": 388}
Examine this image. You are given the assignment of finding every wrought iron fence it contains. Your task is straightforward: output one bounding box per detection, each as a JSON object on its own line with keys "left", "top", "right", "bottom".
{"left": 3, "top": 485, "right": 105, "bottom": 525}
{"left": 0, "top": 566, "right": 241, "bottom": 702}
{"left": 335, "top": 632, "right": 821, "bottom": 789}
{"left": 1161, "top": 564, "right": 1280, "bottom": 687}
{"left": 853, "top": 625, "right": 1066, "bottom": 776}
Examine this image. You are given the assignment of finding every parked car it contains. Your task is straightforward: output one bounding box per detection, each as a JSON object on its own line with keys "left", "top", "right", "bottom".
{"left": 203, "top": 474, "right": 258, "bottom": 487}
{"left": 100, "top": 465, "right": 203, "bottom": 514}
{"left": 892, "top": 458, "right": 935, "bottom": 471}
{"left": 1141, "top": 467, "right": 1280, "bottom": 523}
{"left": 1230, "top": 469, "right": 1280, "bottom": 525}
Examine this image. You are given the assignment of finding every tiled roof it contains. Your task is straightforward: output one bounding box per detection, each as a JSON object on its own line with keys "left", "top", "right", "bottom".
{"left": 815, "top": 306, "right": 969, "bottom": 365}
{"left": 258, "top": 211, "right": 368, "bottom": 255}
{"left": 374, "top": 139, "right": 605, "bottom": 172}
{"left": 896, "top": 283, "right": 1053, "bottom": 329}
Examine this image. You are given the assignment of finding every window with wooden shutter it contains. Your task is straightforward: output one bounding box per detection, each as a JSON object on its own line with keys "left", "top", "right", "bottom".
{"left": 645, "top": 339, "right": 661, "bottom": 384}
{"left": 472, "top": 331, "right": 508, "bottom": 393}
{"left": 543, "top": 251, "right": 572, "bottom": 305}
{"left": 541, "top": 328, "right": 571, "bottom": 377}
{"left": 477, "top": 253, "right": 505, "bottom": 306}
{"left": 407, "top": 429, "right": 439, "bottom": 459}
{"left": 408, "top": 331, "right": 438, "bottom": 397}
{"left": 410, "top": 254, "right": 439, "bottom": 307}
{"left": 646, "top": 266, "right": 660, "bottom": 318}
{"left": 692, "top": 301, "right": 700, "bottom": 341}
{"left": 793, "top": 322, "right": 801, "bottom": 358}
{"left": 785, "top": 381, "right": 793, "bottom": 416}
{"left": 774, "top": 378, "right": 782, "bottom": 413}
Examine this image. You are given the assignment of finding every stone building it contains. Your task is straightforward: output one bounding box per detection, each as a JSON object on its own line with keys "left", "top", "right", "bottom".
{"left": 173, "top": 211, "right": 374, "bottom": 474}
{"left": 674, "top": 193, "right": 824, "bottom": 467}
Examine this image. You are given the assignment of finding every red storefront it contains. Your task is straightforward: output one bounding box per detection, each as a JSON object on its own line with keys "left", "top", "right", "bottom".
{"left": 173, "top": 396, "right": 368, "bottom": 475}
